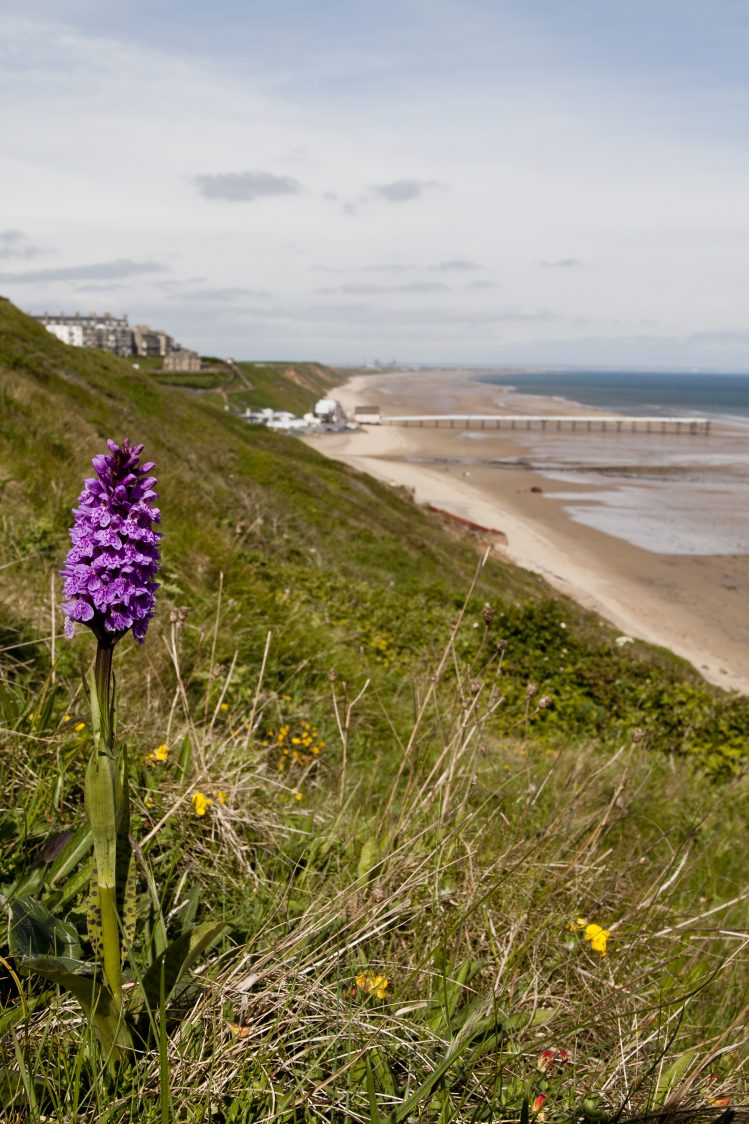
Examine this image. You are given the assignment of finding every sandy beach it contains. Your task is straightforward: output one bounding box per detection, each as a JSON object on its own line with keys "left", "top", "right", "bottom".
{"left": 305, "top": 369, "right": 749, "bottom": 695}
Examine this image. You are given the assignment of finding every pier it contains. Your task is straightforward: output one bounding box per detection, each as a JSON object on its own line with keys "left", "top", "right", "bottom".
{"left": 376, "top": 414, "right": 711, "bottom": 435}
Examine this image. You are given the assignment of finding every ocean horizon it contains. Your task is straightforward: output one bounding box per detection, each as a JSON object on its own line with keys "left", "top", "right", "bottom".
{"left": 477, "top": 369, "right": 749, "bottom": 422}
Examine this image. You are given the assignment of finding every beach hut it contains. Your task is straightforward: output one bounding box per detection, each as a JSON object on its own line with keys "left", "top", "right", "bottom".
{"left": 353, "top": 405, "right": 382, "bottom": 424}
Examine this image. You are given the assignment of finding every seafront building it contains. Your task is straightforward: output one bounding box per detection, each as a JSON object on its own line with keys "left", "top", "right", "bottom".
{"left": 163, "top": 348, "right": 202, "bottom": 372}
{"left": 131, "top": 323, "right": 172, "bottom": 357}
{"left": 33, "top": 310, "right": 200, "bottom": 369}
{"left": 36, "top": 311, "right": 134, "bottom": 356}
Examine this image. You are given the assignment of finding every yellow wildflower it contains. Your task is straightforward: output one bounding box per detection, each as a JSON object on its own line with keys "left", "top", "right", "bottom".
{"left": 584, "top": 923, "right": 610, "bottom": 956}
{"left": 63, "top": 714, "right": 72, "bottom": 723}
{"left": 355, "top": 972, "right": 389, "bottom": 999}
{"left": 292, "top": 790, "right": 303, "bottom": 801}
{"left": 144, "top": 795, "right": 155, "bottom": 809}
{"left": 568, "top": 916, "right": 588, "bottom": 931}
{"left": 74, "top": 721, "right": 86, "bottom": 732}
{"left": 217, "top": 791, "right": 226, "bottom": 804}
{"left": 145, "top": 743, "right": 169, "bottom": 764}
{"left": 220, "top": 703, "right": 229, "bottom": 711}
{"left": 191, "top": 792, "right": 212, "bottom": 816}
{"left": 371, "top": 974, "right": 388, "bottom": 999}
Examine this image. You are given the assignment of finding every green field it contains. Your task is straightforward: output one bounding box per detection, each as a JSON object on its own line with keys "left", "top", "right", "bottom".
{"left": 1, "top": 298, "right": 747, "bottom": 1121}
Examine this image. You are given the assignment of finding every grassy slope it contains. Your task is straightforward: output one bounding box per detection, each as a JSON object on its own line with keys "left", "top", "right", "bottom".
{"left": 1, "top": 297, "right": 747, "bottom": 773}
{"left": 145, "top": 355, "right": 346, "bottom": 416}
{"left": 2, "top": 298, "right": 749, "bottom": 1120}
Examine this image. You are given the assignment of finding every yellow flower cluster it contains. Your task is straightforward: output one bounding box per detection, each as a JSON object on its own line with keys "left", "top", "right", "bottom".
{"left": 60, "top": 715, "right": 86, "bottom": 731}
{"left": 570, "top": 916, "right": 610, "bottom": 956}
{"left": 355, "top": 972, "right": 389, "bottom": 999}
{"left": 191, "top": 791, "right": 227, "bottom": 816}
{"left": 145, "top": 743, "right": 169, "bottom": 765}
{"left": 264, "top": 718, "right": 325, "bottom": 773}
{"left": 192, "top": 792, "right": 212, "bottom": 816}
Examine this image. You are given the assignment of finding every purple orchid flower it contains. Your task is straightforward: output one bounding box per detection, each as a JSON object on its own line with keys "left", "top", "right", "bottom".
{"left": 61, "top": 439, "right": 161, "bottom": 645}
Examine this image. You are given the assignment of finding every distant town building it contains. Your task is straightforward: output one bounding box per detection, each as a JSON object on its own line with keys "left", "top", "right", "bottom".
{"left": 36, "top": 311, "right": 133, "bottom": 356}
{"left": 163, "top": 348, "right": 201, "bottom": 372}
{"left": 33, "top": 310, "right": 199, "bottom": 366}
{"left": 132, "top": 324, "right": 173, "bottom": 357}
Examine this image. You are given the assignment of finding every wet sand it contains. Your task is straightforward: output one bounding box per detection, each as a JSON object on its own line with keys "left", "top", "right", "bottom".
{"left": 307, "top": 369, "right": 749, "bottom": 695}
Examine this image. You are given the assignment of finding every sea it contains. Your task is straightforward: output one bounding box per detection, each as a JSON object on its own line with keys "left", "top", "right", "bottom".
{"left": 478, "top": 369, "right": 749, "bottom": 424}
{"left": 475, "top": 369, "right": 749, "bottom": 555}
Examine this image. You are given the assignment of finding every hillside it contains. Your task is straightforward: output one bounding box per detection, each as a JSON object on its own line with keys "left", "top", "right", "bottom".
{"left": 1, "top": 298, "right": 748, "bottom": 1121}
{"left": 1, "top": 298, "right": 747, "bottom": 771}
{"left": 145, "top": 354, "right": 345, "bottom": 417}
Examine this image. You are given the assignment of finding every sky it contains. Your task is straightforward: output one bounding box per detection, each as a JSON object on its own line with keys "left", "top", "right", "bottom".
{"left": 3, "top": 0, "right": 749, "bottom": 367}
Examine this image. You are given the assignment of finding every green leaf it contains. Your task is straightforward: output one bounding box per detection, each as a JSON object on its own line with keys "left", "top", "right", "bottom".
{"left": 6, "top": 867, "right": 45, "bottom": 901}
{"left": 86, "top": 871, "right": 104, "bottom": 963}
{"left": 389, "top": 1009, "right": 487, "bottom": 1123}
{"left": 0, "top": 1066, "right": 47, "bottom": 1111}
{"left": 366, "top": 1054, "right": 383, "bottom": 1122}
{"left": 425, "top": 959, "right": 481, "bottom": 1034}
{"left": 131, "top": 921, "right": 226, "bottom": 1018}
{"left": 47, "top": 823, "right": 93, "bottom": 888}
{"left": 8, "top": 895, "right": 82, "bottom": 963}
{"left": 8, "top": 897, "right": 131, "bottom": 1062}
{"left": 357, "top": 836, "right": 382, "bottom": 883}
{"left": 86, "top": 666, "right": 103, "bottom": 751}
{"left": 655, "top": 1050, "right": 698, "bottom": 1102}
{"left": 20, "top": 954, "right": 132, "bottom": 1059}
{"left": 177, "top": 734, "right": 192, "bottom": 780}
{"left": 85, "top": 747, "right": 125, "bottom": 1000}
{"left": 115, "top": 746, "right": 136, "bottom": 957}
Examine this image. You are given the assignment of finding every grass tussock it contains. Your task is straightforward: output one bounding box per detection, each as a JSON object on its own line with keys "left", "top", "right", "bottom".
{"left": 1, "top": 298, "right": 748, "bottom": 1120}
{"left": 2, "top": 572, "right": 748, "bottom": 1123}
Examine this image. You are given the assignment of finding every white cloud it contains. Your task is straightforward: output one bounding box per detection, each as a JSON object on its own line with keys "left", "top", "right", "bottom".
{"left": 318, "top": 281, "right": 449, "bottom": 294}
{"left": 0, "top": 259, "right": 167, "bottom": 283}
{"left": 538, "top": 258, "right": 584, "bottom": 269}
{"left": 371, "top": 179, "right": 443, "bottom": 203}
{"left": 0, "top": 230, "right": 44, "bottom": 259}
{"left": 2, "top": 4, "right": 749, "bottom": 365}
{"left": 193, "top": 171, "right": 303, "bottom": 202}
{"left": 431, "top": 259, "right": 482, "bottom": 271}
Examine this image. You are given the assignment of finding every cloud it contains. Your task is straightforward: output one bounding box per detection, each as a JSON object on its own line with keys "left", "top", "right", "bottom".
{"left": 361, "top": 263, "right": 412, "bottom": 272}
{"left": 538, "top": 258, "right": 584, "bottom": 268}
{"left": 74, "top": 283, "right": 127, "bottom": 293}
{"left": 193, "top": 170, "right": 303, "bottom": 202}
{"left": 318, "top": 281, "right": 449, "bottom": 295}
{"left": 155, "top": 277, "right": 208, "bottom": 289}
{"left": 431, "top": 259, "right": 482, "bottom": 272}
{"left": 465, "top": 280, "right": 499, "bottom": 290}
{"left": 371, "top": 179, "right": 442, "bottom": 203}
{"left": 322, "top": 191, "right": 365, "bottom": 215}
{"left": 164, "top": 301, "right": 557, "bottom": 330}
{"left": 167, "top": 286, "right": 272, "bottom": 302}
{"left": 0, "top": 230, "right": 44, "bottom": 260}
{"left": 0, "top": 259, "right": 168, "bottom": 283}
